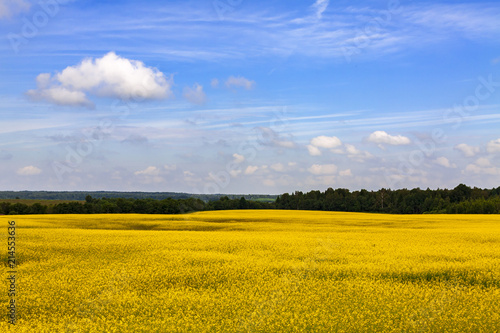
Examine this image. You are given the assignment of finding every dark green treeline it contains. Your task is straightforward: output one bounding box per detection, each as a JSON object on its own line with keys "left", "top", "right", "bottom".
{"left": 1, "top": 184, "right": 500, "bottom": 215}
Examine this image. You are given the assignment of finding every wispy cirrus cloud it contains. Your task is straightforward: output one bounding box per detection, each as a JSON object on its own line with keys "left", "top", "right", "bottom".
{"left": 18, "top": 2, "right": 500, "bottom": 62}
{"left": 312, "top": 0, "right": 329, "bottom": 19}
{"left": 401, "top": 3, "right": 500, "bottom": 40}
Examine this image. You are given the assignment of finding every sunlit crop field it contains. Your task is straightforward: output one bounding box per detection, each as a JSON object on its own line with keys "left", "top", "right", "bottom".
{"left": 2, "top": 211, "right": 500, "bottom": 332}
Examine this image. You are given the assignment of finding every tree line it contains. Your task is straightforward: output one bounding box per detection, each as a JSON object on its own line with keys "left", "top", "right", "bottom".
{"left": 275, "top": 184, "right": 500, "bottom": 214}
{"left": 0, "top": 196, "right": 273, "bottom": 215}
{"left": 1, "top": 184, "right": 500, "bottom": 215}
{"left": 0, "top": 191, "right": 276, "bottom": 202}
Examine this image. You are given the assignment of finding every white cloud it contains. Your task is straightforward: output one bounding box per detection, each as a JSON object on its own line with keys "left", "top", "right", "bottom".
{"left": 183, "top": 83, "right": 206, "bottom": 105}
{"left": 184, "top": 170, "right": 195, "bottom": 177}
{"left": 229, "top": 170, "right": 241, "bottom": 178}
{"left": 345, "top": 144, "right": 373, "bottom": 161}
{"left": 434, "top": 157, "right": 457, "bottom": 168}
{"left": 225, "top": 76, "right": 255, "bottom": 90}
{"left": 464, "top": 157, "right": 500, "bottom": 176}
{"left": 307, "top": 145, "right": 322, "bottom": 156}
{"left": 275, "top": 140, "right": 296, "bottom": 148}
{"left": 339, "top": 169, "right": 352, "bottom": 177}
{"left": 233, "top": 153, "right": 245, "bottom": 164}
{"left": 17, "top": 166, "right": 41, "bottom": 176}
{"left": 330, "top": 148, "right": 345, "bottom": 154}
{"left": 344, "top": 144, "right": 360, "bottom": 155}
{"left": 310, "top": 135, "right": 342, "bottom": 149}
{"left": 367, "top": 131, "right": 411, "bottom": 146}
{"left": 486, "top": 138, "right": 500, "bottom": 153}
{"left": 270, "top": 163, "right": 285, "bottom": 172}
{"left": 475, "top": 157, "right": 492, "bottom": 167}
{"left": 27, "top": 52, "right": 173, "bottom": 107}
{"left": 0, "top": 0, "right": 30, "bottom": 19}
{"left": 312, "top": 0, "right": 329, "bottom": 19}
{"left": 28, "top": 84, "right": 93, "bottom": 108}
{"left": 135, "top": 166, "right": 160, "bottom": 176}
{"left": 263, "top": 179, "right": 275, "bottom": 187}
{"left": 404, "top": 4, "right": 500, "bottom": 40}
{"left": 256, "top": 127, "right": 296, "bottom": 149}
{"left": 164, "top": 164, "right": 177, "bottom": 172}
{"left": 211, "top": 78, "right": 219, "bottom": 88}
{"left": 308, "top": 164, "right": 338, "bottom": 175}
{"left": 465, "top": 157, "right": 500, "bottom": 175}
{"left": 244, "top": 165, "right": 258, "bottom": 175}
{"left": 455, "top": 143, "right": 480, "bottom": 157}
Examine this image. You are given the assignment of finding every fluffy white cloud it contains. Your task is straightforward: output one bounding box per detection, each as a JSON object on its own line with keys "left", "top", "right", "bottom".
{"left": 183, "top": 83, "right": 206, "bottom": 105}
{"left": 244, "top": 165, "right": 259, "bottom": 175}
{"left": 0, "top": 0, "right": 29, "bottom": 19}
{"left": 367, "top": 131, "right": 411, "bottom": 146}
{"left": 344, "top": 144, "right": 360, "bottom": 155}
{"left": 263, "top": 179, "right": 276, "bottom": 187}
{"left": 487, "top": 138, "right": 500, "bottom": 153}
{"left": 310, "top": 135, "right": 342, "bottom": 149}
{"left": 211, "top": 78, "right": 219, "bottom": 88}
{"left": 339, "top": 169, "right": 352, "bottom": 177}
{"left": 17, "top": 166, "right": 41, "bottom": 176}
{"left": 275, "top": 140, "right": 296, "bottom": 148}
{"left": 475, "top": 157, "right": 492, "bottom": 167}
{"left": 308, "top": 164, "right": 338, "bottom": 175}
{"left": 233, "top": 153, "right": 245, "bottom": 164}
{"left": 225, "top": 76, "right": 255, "bottom": 90}
{"left": 271, "top": 163, "right": 285, "bottom": 172}
{"left": 307, "top": 135, "right": 342, "bottom": 156}
{"left": 229, "top": 170, "right": 242, "bottom": 178}
{"left": 434, "top": 157, "right": 456, "bottom": 168}
{"left": 345, "top": 144, "right": 373, "bottom": 161}
{"left": 307, "top": 145, "right": 322, "bottom": 156}
{"left": 164, "top": 164, "right": 177, "bottom": 172}
{"left": 465, "top": 157, "right": 500, "bottom": 175}
{"left": 135, "top": 166, "right": 160, "bottom": 176}
{"left": 455, "top": 143, "right": 480, "bottom": 157}
{"left": 27, "top": 52, "right": 173, "bottom": 107}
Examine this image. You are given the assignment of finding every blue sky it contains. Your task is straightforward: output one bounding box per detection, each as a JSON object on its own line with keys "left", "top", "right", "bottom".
{"left": 1, "top": 0, "right": 499, "bottom": 194}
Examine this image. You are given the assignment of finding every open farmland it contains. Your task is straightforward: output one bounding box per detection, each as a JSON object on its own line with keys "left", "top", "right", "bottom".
{"left": 2, "top": 211, "right": 500, "bottom": 332}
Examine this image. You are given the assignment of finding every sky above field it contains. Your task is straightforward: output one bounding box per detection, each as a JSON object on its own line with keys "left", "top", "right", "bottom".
{"left": 1, "top": 0, "right": 500, "bottom": 194}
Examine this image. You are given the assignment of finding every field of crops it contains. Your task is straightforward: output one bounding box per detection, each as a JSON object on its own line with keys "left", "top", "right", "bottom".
{"left": 2, "top": 211, "right": 500, "bottom": 332}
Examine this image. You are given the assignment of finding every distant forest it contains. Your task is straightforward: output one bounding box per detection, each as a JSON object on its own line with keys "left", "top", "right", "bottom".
{"left": 1, "top": 184, "right": 500, "bottom": 215}
{"left": 0, "top": 191, "right": 276, "bottom": 202}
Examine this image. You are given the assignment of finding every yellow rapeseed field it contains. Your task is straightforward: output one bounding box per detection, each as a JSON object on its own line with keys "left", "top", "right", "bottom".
{"left": 1, "top": 210, "right": 500, "bottom": 332}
